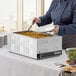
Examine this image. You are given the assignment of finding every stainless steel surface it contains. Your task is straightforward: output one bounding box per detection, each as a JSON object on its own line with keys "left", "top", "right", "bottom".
{"left": 8, "top": 32, "right": 62, "bottom": 59}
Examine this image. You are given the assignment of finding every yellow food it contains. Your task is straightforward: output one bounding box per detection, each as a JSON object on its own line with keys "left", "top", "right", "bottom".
{"left": 64, "top": 65, "right": 76, "bottom": 72}
{"left": 15, "top": 31, "right": 52, "bottom": 38}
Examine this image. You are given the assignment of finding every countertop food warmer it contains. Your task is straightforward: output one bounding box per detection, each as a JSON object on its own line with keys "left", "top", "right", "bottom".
{"left": 8, "top": 31, "right": 62, "bottom": 59}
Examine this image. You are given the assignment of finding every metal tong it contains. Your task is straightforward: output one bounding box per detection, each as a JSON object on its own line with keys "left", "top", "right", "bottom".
{"left": 27, "top": 24, "right": 54, "bottom": 35}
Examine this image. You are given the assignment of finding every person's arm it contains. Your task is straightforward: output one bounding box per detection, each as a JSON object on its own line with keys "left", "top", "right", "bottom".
{"left": 58, "top": 3, "right": 76, "bottom": 36}
{"left": 38, "top": 0, "right": 56, "bottom": 26}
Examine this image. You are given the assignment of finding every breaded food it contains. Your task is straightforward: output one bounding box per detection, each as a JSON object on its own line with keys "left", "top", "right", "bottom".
{"left": 15, "top": 31, "right": 52, "bottom": 38}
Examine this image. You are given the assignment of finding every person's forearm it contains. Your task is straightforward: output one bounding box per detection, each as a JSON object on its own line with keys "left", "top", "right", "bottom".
{"left": 37, "top": 15, "right": 52, "bottom": 27}
{"left": 58, "top": 24, "right": 76, "bottom": 36}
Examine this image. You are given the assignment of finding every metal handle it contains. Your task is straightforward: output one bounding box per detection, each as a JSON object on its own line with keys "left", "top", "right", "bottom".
{"left": 28, "top": 24, "right": 34, "bottom": 31}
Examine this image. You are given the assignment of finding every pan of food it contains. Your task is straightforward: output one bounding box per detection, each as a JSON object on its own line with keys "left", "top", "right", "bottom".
{"left": 14, "top": 30, "right": 53, "bottom": 38}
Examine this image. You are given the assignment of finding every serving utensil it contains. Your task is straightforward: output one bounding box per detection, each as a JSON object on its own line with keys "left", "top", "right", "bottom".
{"left": 28, "top": 24, "right": 34, "bottom": 31}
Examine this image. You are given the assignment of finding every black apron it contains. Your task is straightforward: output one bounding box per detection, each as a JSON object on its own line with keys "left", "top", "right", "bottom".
{"left": 62, "top": 34, "right": 76, "bottom": 49}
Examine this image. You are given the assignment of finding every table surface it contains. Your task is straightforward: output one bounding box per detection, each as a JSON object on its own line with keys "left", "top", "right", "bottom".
{"left": 0, "top": 46, "right": 69, "bottom": 76}
{"left": 0, "top": 46, "right": 68, "bottom": 69}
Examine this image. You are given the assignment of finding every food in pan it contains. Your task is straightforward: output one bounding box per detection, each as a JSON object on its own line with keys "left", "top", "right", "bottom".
{"left": 15, "top": 31, "right": 52, "bottom": 38}
{"left": 64, "top": 65, "right": 76, "bottom": 72}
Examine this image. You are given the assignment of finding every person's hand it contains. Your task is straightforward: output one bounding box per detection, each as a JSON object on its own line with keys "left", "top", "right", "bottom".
{"left": 32, "top": 17, "right": 41, "bottom": 24}
{"left": 52, "top": 25, "right": 59, "bottom": 34}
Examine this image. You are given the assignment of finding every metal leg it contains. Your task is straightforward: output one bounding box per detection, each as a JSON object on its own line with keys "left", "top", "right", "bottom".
{"left": 62, "top": 71, "right": 72, "bottom": 76}
{"left": 72, "top": 72, "right": 76, "bottom": 76}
